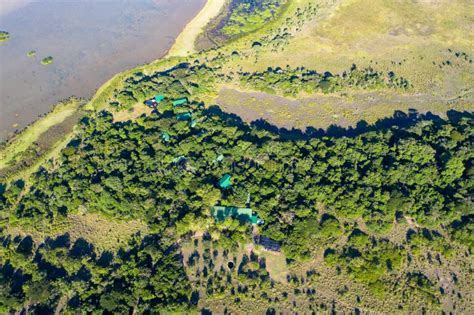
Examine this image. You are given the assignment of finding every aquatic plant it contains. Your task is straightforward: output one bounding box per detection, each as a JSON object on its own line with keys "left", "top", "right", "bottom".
{"left": 0, "top": 31, "right": 10, "bottom": 42}
{"left": 41, "top": 56, "right": 54, "bottom": 65}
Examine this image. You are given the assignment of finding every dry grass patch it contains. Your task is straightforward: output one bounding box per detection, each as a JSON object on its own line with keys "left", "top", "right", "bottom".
{"left": 113, "top": 103, "right": 153, "bottom": 122}
{"left": 224, "top": 0, "right": 473, "bottom": 95}
{"left": 217, "top": 87, "right": 473, "bottom": 130}
{"left": 257, "top": 248, "right": 289, "bottom": 283}
{"left": 5, "top": 212, "right": 147, "bottom": 253}
{"left": 67, "top": 213, "right": 147, "bottom": 252}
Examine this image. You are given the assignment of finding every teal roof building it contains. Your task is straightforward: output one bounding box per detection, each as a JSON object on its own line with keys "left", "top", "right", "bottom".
{"left": 172, "top": 97, "right": 188, "bottom": 107}
{"left": 176, "top": 112, "right": 192, "bottom": 121}
{"left": 214, "top": 154, "right": 224, "bottom": 163}
{"left": 154, "top": 95, "right": 165, "bottom": 103}
{"left": 172, "top": 156, "right": 186, "bottom": 164}
{"left": 161, "top": 132, "right": 170, "bottom": 142}
{"left": 218, "top": 174, "right": 232, "bottom": 189}
{"left": 211, "top": 206, "right": 263, "bottom": 225}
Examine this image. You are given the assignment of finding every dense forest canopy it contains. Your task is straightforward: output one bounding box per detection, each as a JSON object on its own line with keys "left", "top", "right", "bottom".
{"left": 1, "top": 61, "right": 472, "bottom": 312}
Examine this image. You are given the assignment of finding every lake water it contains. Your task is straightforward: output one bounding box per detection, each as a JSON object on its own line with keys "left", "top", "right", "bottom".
{"left": 0, "top": 0, "right": 205, "bottom": 141}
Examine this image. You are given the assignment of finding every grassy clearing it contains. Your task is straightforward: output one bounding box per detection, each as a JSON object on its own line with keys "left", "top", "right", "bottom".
{"left": 167, "top": 0, "right": 227, "bottom": 57}
{"left": 209, "top": 0, "right": 473, "bottom": 128}
{"left": 216, "top": 87, "right": 473, "bottom": 130}
{"left": 220, "top": 0, "right": 473, "bottom": 96}
{"left": 0, "top": 99, "right": 81, "bottom": 171}
{"left": 6, "top": 212, "right": 147, "bottom": 252}
{"left": 181, "top": 235, "right": 289, "bottom": 284}
{"left": 254, "top": 247, "right": 288, "bottom": 283}
{"left": 67, "top": 213, "right": 147, "bottom": 252}
{"left": 113, "top": 103, "right": 153, "bottom": 122}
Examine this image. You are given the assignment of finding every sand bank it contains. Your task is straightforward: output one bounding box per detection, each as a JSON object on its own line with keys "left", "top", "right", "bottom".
{"left": 167, "top": 0, "right": 227, "bottom": 57}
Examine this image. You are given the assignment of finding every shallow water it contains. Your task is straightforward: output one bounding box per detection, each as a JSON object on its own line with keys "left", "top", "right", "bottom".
{"left": 0, "top": 0, "right": 205, "bottom": 140}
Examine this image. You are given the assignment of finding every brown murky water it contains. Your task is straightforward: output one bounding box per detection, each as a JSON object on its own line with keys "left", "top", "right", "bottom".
{"left": 0, "top": 0, "right": 205, "bottom": 141}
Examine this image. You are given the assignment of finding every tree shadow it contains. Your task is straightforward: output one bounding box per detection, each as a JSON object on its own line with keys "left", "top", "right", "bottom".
{"left": 205, "top": 104, "right": 472, "bottom": 142}
{"left": 250, "top": 109, "right": 473, "bottom": 140}
{"left": 69, "top": 238, "right": 95, "bottom": 259}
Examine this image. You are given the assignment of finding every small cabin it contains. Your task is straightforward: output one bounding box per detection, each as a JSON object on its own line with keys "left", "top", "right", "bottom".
{"left": 255, "top": 236, "right": 280, "bottom": 252}
{"left": 154, "top": 95, "right": 165, "bottom": 103}
{"left": 172, "top": 156, "right": 186, "bottom": 164}
{"left": 161, "top": 132, "right": 170, "bottom": 142}
{"left": 211, "top": 206, "right": 263, "bottom": 225}
{"left": 176, "top": 112, "right": 192, "bottom": 121}
{"left": 172, "top": 97, "right": 188, "bottom": 107}
{"left": 218, "top": 174, "right": 231, "bottom": 189}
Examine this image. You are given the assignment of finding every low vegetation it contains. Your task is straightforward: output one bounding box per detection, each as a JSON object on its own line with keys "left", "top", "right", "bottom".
{"left": 40, "top": 56, "right": 54, "bottom": 65}
{"left": 238, "top": 64, "right": 410, "bottom": 96}
{"left": 0, "top": 99, "right": 83, "bottom": 180}
{"left": 0, "top": 31, "right": 10, "bottom": 42}
{"left": 196, "top": 0, "right": 289, "bottom": 50}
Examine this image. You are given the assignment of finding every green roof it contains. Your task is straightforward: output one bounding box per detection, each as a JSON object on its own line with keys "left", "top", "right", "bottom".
{"left": 172, "top": 97, "right": 188, "bottom": 107}
{"left": 176, "top": 112, "right": 192, "bottom": 121}
{"left": 211, "top": 206, "right": 263, "bottom": 225}
{"left": 154, "top": 95, "right": 165, "bottom": 103}
{"left": 161, "top": 132, "right": 170, "bottom": 142}
{"left": 218, "top": 174, "right": 231, "bottom": 188}
{"left": 172, "top": 156, "right": 186, "bottom": 164}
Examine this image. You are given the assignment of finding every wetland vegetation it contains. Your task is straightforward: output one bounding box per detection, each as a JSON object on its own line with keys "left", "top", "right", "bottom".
{"left": 0, "top": 31, "right": 10, "bottom": 42}
{"left": 40, "top": 56, "right": 53, "bottom": 65}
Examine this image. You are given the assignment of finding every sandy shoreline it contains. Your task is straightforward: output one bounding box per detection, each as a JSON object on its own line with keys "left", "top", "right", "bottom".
{"left": 167, "top": 0, "right": 226, "bottom": 57}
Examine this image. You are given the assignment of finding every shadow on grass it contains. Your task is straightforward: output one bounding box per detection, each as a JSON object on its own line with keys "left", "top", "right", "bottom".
{"left": 206, "top": 105, "right": 473, "bottom": 141}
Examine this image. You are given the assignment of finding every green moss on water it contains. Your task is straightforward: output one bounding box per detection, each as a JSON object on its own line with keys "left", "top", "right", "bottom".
{"left": 41, "top": 56, "right": 54, "bottom": 65}
{"left": 27, "top": 50, "right": 37, "bottom": 58}
{"left": 0, "top": 31, "right": 10, "bottom": 42}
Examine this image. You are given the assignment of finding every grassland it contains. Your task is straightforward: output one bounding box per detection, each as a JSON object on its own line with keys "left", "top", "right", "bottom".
{"left": 217, "top": 87, "right": 473, "bottom": 130}
{"left": 208, "top": 0, "right": 473, "bottom": 127}
{"left": 6, "top": 212, "right": 147, "bottom": 252}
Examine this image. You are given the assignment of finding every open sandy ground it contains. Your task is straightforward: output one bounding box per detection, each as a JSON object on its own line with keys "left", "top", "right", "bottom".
{"left": 167, "top": 0, "right": 227, "bottom": 57}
